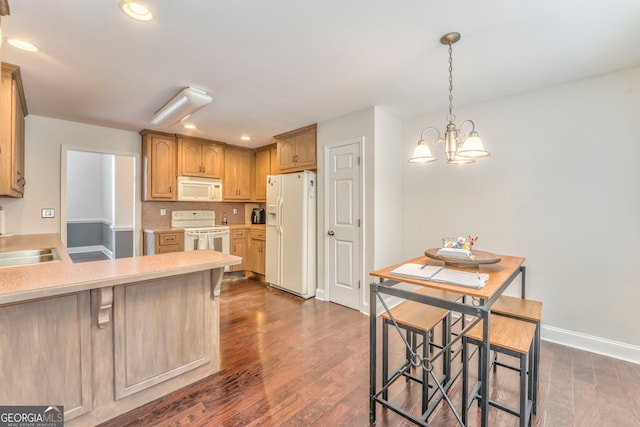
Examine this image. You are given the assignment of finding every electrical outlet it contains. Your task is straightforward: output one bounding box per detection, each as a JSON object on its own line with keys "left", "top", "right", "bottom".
{"left": 41, "top": 208, "right": 55, "bottom": 218}
{"left": 160, "top": 208, "right": 167, "bottom": 216}
{"left": 233, "top": 208, "right": 238, "bottom": 215}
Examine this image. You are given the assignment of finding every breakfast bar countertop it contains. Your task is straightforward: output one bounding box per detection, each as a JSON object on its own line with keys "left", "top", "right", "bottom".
{"left": 0, "top": 233, "right": 241, "bottom": 306}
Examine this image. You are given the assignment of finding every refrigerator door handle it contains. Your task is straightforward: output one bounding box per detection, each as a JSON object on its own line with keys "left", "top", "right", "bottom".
{"left": 277, "top": 196, "right": 284, "bottom": 235}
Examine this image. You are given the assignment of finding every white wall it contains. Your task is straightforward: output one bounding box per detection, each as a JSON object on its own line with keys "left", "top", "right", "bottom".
{"left": 1, "top": 116, "right": 141, "bottom": 236}
{"left": 373, "top": 108, "right": 404, "bottom": 268}
{"left": 102, "top": 155, "right": 114, "bottom": 224}
{"left": 316, "top": 106, "right": 404, "bottom": 309}
{"left": 113, "top": 155, "right": 135, "bottom": 229}
{"left": 403, "top": 66, "right": 640, "bottom": 359}
{"left": 67, "top": 151, "right": 107, "bottom": 221}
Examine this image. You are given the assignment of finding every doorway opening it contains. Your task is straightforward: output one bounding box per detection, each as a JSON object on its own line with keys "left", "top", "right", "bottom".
{"left": 60, "top": 146, "right": 139, "bottom": 262}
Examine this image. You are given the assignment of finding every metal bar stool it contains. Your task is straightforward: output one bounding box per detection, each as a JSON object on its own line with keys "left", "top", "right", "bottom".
{"left": 491, "top": 295, "right": 543, "bottom": 413}
{"left": 381, "top": 298, "right": 450, "bottom": 416}
{"left": 462, "top": 315, "right": 537, "bottom": 427}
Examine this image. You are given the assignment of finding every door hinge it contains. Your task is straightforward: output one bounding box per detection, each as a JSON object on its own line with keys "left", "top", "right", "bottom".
{"left": 358, "top": 280, "right": 361, "bottom": 289}
{"left": 357, "top": 219, "right": 361, "bottom": 227}
{"left": 357, "top": 156, "right": 361, "bottom": 165}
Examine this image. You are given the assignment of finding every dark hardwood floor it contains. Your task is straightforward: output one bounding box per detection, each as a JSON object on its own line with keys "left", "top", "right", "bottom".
{"left": 69, "top": 251, "right": 111, "bottom": 263}
{"left": 98, "top": 278, "right": 640, "bottom": 427}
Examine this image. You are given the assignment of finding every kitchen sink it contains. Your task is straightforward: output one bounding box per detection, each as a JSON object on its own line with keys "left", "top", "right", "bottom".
{"left": 0, "top": 248, "right": 61, "bottom": 267}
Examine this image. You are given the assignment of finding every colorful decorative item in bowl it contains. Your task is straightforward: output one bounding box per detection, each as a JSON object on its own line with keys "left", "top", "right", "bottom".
{"left": 441, "top": 235, "right": 478, "bottom": 250}
{"left": 437, "top": 235, "right": 478, "bottom": 258}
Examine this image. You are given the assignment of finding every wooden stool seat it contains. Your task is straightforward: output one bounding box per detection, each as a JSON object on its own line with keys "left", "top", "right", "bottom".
{"left": 381, "top": 300, "right": 449, "bottom": 331}
{"left": 491, "top": 295, "right": 542, "bottom": 322}
{"left": 466, "top": 316, "right": 536, "bottom": 355}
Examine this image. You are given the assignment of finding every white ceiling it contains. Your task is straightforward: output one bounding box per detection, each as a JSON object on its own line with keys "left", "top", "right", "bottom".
{"left": 2, "top": 0, "right": 640, "bottom": 148}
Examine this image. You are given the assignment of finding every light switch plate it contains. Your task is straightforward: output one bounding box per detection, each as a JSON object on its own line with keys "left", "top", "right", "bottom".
{"left": 41, "top": 208, "right": 55, "bottom": 218}
{"left": 160, "top": 208, "right": 167, "bottom": 216}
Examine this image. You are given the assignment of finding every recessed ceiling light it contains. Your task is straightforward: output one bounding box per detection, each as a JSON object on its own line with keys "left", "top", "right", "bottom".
{"left": 183, "top": 124, "right": 196, "bottom": 129}
{"left": 241, "top": 136, "right": 251, "bottom": 141}
{"left": 6, "top": 38, "right": 39, "bottom": 52}
{"left": 120, "top": 1, "right": 153, "bottom": 22}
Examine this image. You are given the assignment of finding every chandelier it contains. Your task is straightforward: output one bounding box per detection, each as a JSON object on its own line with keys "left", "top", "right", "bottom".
{"left": 409, "top": 32, "right": 490, "bottom": 164}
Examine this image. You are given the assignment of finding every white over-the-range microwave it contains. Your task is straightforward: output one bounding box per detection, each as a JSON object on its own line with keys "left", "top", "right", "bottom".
{"left": 177, "top": 176, "right": 223, "bottom": 201}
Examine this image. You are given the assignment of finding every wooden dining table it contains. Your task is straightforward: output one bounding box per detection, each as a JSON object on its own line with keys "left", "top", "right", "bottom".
{"left": 369, "top": 254, "right": 526, "bottom": 426}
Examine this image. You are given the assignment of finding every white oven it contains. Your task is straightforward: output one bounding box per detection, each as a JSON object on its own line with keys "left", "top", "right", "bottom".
{"left": 171, "top": 211, "right": 230, "bottom": 268}
{"left": 183, "top": 228, "right": 230, "bottom": 253}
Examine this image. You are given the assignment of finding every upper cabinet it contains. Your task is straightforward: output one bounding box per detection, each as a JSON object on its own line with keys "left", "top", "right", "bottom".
{"left": 254, "top": 144, "right": 276, "bottom": 201}
{"left": 141, "top": 130, "right": 177, "bottom": 201}
{"left": 223, "top": 147, "right": 254, "bottom": 200}
{"left": 275, "top": 123, "right": 317, "bottom": 173}
{"left": 177, "top": 136, "right": 224, "bottom": 179}
{"left": 0, "top": 63, "right": 28, "bottom": 198}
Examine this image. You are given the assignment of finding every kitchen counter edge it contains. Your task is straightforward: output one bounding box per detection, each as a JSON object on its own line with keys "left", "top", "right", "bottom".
{"left": 0, "top": 233, "right": 241, "bottom": 306}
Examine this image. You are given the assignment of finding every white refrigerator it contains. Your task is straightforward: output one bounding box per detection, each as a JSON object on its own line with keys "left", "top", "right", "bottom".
{"left": 265, "top": 171, "right": 316, "bottom": 299}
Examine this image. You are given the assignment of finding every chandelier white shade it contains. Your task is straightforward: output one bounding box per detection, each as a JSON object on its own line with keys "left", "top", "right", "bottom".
{"left": 409, "top": 32, "right": 490, "bottom": 164}
{"left": 151, "top": 87, "right": 213, "bottom": 127}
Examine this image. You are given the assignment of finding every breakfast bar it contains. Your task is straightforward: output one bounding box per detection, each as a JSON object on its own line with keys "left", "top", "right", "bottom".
{"left": 369, "top": 254, "right": 526, "bottom": 426}
{"left": 0, "top": 234, "right": 240, "bottom": 426}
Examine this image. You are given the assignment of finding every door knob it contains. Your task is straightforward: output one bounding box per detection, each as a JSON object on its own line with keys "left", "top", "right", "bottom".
{"left": 328, "top": 230, "right": 334, "bottom": 236}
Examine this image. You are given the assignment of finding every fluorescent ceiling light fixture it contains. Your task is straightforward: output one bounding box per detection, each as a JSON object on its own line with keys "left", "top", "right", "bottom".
{"left": 183, "top": 123, "right": 196, "bottom": 129}
{"left": 151, "top": 87, "right": 213, "bottom": 127}
{"left": 241, "top": 136, "right": 251, "bottom": 141}
{"left": 120, "top": 1, "right": 153, "bottom": 22}
{"left": 6, "top": 38, "right": 39, "bottom": 52}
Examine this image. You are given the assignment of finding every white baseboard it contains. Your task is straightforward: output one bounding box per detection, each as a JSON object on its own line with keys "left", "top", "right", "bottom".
{"left": 315, "top": 288, "right": 326, "bottom": 301}
{"left": 541, "top": 324, "right": 640, "bottom": 365}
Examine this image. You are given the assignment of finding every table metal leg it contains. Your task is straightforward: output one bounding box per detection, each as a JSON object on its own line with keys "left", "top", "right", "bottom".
{"left": 370, "top": 283, "right": 377, "bottom": 424}
{"left": 480, "top": 306, "right": 490, "bottom": 427}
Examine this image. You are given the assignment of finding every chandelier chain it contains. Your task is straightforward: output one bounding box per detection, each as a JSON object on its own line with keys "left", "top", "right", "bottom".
{"left": 447, "top": 41, "right": 454, "bottom": 122}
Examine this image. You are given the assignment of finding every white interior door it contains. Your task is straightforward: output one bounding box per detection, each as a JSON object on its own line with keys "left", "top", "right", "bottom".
{"left": 327, "top": 140, "right": 361, "bottom": 310}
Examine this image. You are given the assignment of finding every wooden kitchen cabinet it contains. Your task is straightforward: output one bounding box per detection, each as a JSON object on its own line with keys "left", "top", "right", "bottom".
{"left": 230, "top": 228, "right": 248, "bottom": 272}
{"left": 177, "top": 136, "right": 224, "bottom": 179}
{"left": 143, "top": 229, "right": 184, "bottom": 255}
{"left": 141, "top": 130, "right": 177, "bottom": 201}
{"left": 275, "top": 123, "right": 317, "bottom": 172}
{"left": 223, "top": 147, "right": 254, "bottom": 200}
{"left": 254, "top": 144, "right": 275, "bottom": 201}
{"left": 0, "top": 63, "right": 28, "bottom": 197}
{"left": 248, "top": 228, "right": 266, "bottom": 275}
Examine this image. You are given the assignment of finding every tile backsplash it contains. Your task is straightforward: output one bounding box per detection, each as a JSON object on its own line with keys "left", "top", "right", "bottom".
{"left": 142, "top": 201, "right": 263, "bottom": 228}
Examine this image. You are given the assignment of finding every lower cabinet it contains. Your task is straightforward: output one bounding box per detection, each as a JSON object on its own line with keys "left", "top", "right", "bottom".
{"left": 143, "top": 229, "right": 184, "bottom": 255}
{"left": 0, "top": 292, "right": 92, "bottom": 420}
{"left": 229, "top": 228, "right": 248, "bottom": 272}
{"left": 229, "top": 226, "right": 266, "bottom": 275}
{"left": 248, "top": 228, "right": 266, "bottom": 275}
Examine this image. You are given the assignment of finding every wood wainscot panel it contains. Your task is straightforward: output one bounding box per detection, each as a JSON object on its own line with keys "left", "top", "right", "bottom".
{"left": 0, "top": 292, "right": 92, "bottom": 421}
{"left": 113, "top": 272, "right": 212, "bottom": 399}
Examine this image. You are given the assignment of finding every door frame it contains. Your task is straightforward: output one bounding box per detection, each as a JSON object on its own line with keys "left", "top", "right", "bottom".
{"left": 60, "top": 145, "right": 141, "bottom": 256}
{"left": 322, "top": 137, "right": 364, "bottom": 310}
